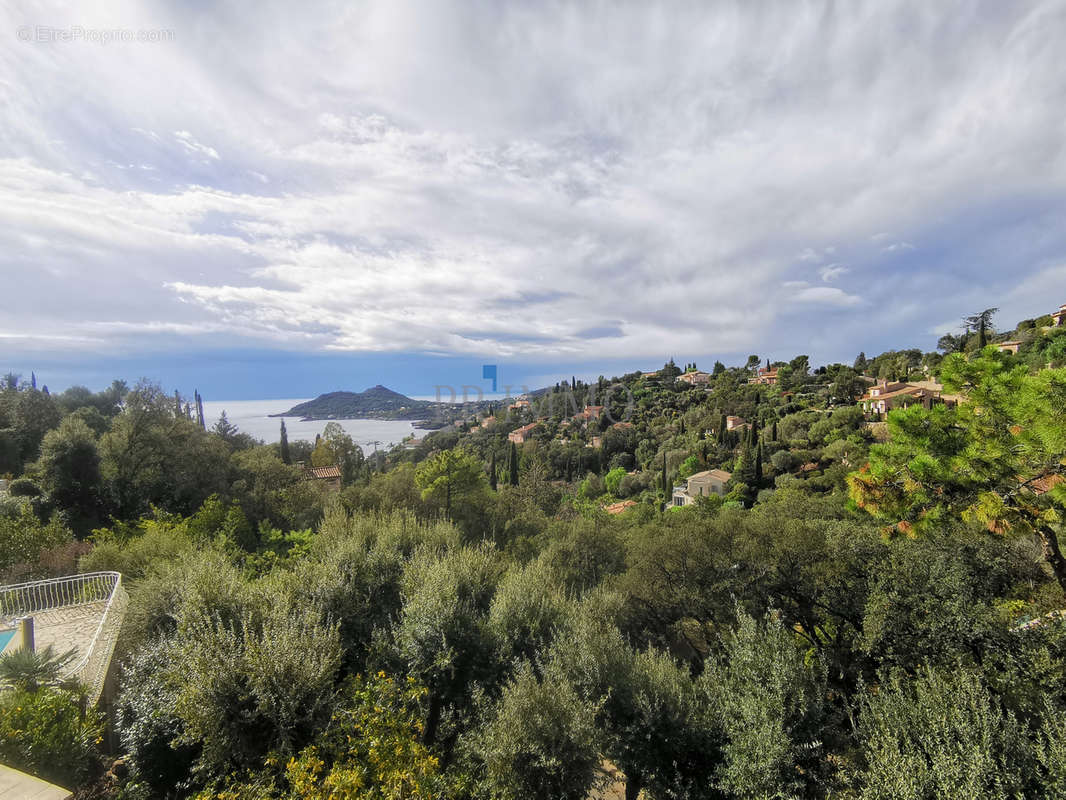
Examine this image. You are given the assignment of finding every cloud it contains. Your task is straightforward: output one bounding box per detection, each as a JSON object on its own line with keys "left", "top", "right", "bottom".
{"left": 1, "top": 0, "right": 1066, "bottom": 372}
{"left": 881, "top": 241, "right": 916, "bottom": 254}
{"left": 174, "top": 131, "right": 220, "bottom": 161}
{"left": 819, "top": 264, "right": 850, "bottom": 282}
{"left": 792, "top": 287, "right": 864, "bottom": 307}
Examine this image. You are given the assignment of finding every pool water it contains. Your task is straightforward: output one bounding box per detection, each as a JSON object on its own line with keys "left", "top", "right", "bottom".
{"left": 0, "top": 630, "right": 15, "bottom": 652}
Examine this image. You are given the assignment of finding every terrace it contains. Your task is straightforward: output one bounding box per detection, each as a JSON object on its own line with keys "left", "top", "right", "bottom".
{"left": 0, "top": 572, "right": 128, "bottom": 705}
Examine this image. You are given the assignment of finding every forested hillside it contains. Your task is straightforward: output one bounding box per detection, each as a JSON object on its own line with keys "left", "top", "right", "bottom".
{"left": 2, "top": 308, "right": 1066, "bottom": 799}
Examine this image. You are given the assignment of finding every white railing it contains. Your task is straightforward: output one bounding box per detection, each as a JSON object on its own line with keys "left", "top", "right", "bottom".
{"left": 0, "top": 571, "right": 127, "bottom": 704}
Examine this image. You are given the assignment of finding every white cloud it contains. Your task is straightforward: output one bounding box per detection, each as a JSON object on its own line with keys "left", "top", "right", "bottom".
{"left": 1, "top": 0, "right": 1065, "bottom": 367}
{"left": 173, "top": 131, "right": 220, "bottom": 161}
{"left": 791, "top": 286, "right": 864, "bottom": 307}
{"left": 819, "top": 264, "right": 850, "bottom": 282}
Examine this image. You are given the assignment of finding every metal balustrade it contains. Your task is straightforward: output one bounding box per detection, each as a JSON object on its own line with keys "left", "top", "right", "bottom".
{"left": 0, "top": 572, "right": 127, "bottom": 704}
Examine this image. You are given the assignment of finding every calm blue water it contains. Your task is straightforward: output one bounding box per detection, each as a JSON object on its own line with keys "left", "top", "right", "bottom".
{"left": 0, "top": 630, "right": 15, "bottom": 651}
{"left": 200, "top": 399, "right": 429, "bottom": 447}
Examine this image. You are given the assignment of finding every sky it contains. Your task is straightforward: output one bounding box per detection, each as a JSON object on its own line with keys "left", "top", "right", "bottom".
{"left": 2, "top": 0, "right": 1066, "bottom": 399}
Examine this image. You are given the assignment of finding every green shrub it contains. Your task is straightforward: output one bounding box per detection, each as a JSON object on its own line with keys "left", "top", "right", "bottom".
{"left": 858, "top": 666, "right": 1028, "bottom": 799}
{"left": 0, "top": 687, "right": 104, "bottom": 788}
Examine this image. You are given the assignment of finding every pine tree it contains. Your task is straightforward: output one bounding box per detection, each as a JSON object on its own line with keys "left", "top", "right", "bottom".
{"left": 213, "top": 411, "right": 237, "bottom": 441}
{"left": 854, "top": 351, "right": 868, "bottom": 373}
{"left": 489, "top": 450, "right": 498, "bottom": 491}
{"left": 279, "top": 420, "right": 291, "bottom": 464}
{"left": 509, "top": 442, "right": 519, "bottom": 487}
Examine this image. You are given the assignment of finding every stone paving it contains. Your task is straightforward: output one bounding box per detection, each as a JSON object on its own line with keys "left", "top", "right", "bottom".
{"left": 29, "top": 601, "right": 108, "bottom": 670}
{"left": 0, "top": 764, "right": 72, "bottom": 799}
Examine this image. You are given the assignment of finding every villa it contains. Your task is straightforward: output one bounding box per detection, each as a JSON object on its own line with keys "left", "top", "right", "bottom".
{"left": 1052, "top": 303, "right": 1066, "bottom": 327}
{"left": 677, "top": 370, "right": 710, "bottom": 386}
{"left": 508, "top": 422, "right": 539, "bottom": 444}
{"left": 749, "top": 366, "right": 779, "bottom": 385}
{"left": 672, "top": 469, "right": 732, "bottom": 506}
{"left": 859, "top": 379, "right": 955, "bottom": 416}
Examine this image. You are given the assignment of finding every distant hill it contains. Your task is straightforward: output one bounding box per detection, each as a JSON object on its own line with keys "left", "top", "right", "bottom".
{"left": 272, "top": 386, "right": 435, "bottom": 420}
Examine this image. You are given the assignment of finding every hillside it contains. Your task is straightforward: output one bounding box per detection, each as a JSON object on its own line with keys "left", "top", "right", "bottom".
{"left": 273, "top": 385, "right": 436, "bottom": 420}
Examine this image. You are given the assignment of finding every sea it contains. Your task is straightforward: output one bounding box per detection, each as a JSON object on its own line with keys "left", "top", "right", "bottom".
{"left": 199, "top": 398, "right": 430, "bottom": 449}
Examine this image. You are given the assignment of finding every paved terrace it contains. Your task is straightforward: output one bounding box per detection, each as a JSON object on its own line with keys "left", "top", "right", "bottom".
{"left": 0, "top": 764, "right": 72, "bottom": 799}
{"left": 0, "top": 573, "right": 127, "bottom": 704}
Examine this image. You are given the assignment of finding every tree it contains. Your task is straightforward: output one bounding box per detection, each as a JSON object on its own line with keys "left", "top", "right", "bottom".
{"left": 36, "top": 416, "right": 102, "bottom": 533}
{"left": 489, "top": 450, "right": 498, "bottom": 491}
{"left": 509, "top": 441, "right": 519, "bottom": 487}
{"left": 858, "top": 666, "right": 1025, "bottom": 799}
{"left": 849, "top": 349, "right": 1066, "bottom": 593}
{"left": 854, "top": 351, "right": 868, "bottom": 373}
{"left": 702, "top": 610, "right": 827, "bottom": 799}
{"left": 279, "top": 420, "right": 291, "bottom": 465}
{"left": 212, "top": 410, "right": 238, "bottom": 442}
{"left": 964, "top": 307, "right": 998, "bottom": 349}
{"left": 937, "top": 332, "right": 967, "bottom": 354}
{"left": 475, "top": 666, "right": 603, "bottom": 800}
{"left": 745, "top": 355, "right": 761, "bottom": 373}
{"left": 321, "top": 422, "right": 363, "bottom": 485}
{"left": 414, "top": 448, "right": 488, "bottom": 520}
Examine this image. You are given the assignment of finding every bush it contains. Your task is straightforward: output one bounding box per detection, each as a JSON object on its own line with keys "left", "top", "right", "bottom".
{"left": 0, "top": 687, "right": 104, "bottom": 788}
{"left": 474, "top": 666, "right": 603, "bottom": 800}
{"left": 858, "top": 666, "right": 1028, "bottom": 799}
{"left": 7, "top": 477, "right": 41, "bottom": 496}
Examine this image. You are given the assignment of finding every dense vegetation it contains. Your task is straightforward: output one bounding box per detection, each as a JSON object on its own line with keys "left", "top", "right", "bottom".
{"left": 2, "top": 309, "right": 1066, "bottom": 798}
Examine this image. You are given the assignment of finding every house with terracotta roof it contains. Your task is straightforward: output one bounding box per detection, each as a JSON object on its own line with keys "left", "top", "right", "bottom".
{"left": 306, "top": 464, "right": 342, "bottom": 490}
{"left": 859, "top": 379, "right": 954, "bottom": 416}
{"left": 749, "top": 366, "right": 779, "bottom": 386}
{"left": 508, "top": 422, "right": 539, "bottom": 444}
{"left": 996, "top": 340, "right": 1022, "bottom": 354}
{"left": 677, "top": 370, "right": 710, "bottom": 386}
{"left": 672, "top": 469, "right": 732, "bottom": 506}
{"left": 1052, "top": 303, "right": 1066, "bottom": 327}
{"left": 579, "top": 405, "right": 604, "bottom": 421}
{"left": 725, "top": 415, "right": 745, "bottom": 431}
{"left": 508, "top": 398, "right": 531, "bottom": 411}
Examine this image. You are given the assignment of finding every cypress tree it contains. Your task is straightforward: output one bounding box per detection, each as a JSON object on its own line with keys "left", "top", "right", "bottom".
{"left": 30, "top": 372, "right": 37, "bottom": 390}
{"left": 174, "top": 390, "right": 182, "bottom": 418}
{"left": 279, "top": 420, "right": 291, "bottom": 464}
{"left": 771, "top": 420, "right": 778, "bottom": 442}
{"left": 194, "top": 390, "right": 205, "bottom": 430}
{"left": 755, "top": 440, "right": 763, "bottom": 488}
{"left": 661, "top": 453, "right": 669, "bottom": 503}
{"left": 509, "top": 442, "right": 519, "bottom": 487}
{"left": 489, "top": 450, "right": 498, "bottom": 491}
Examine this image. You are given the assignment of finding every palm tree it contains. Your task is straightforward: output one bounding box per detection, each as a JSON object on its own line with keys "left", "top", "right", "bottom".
{"left": 0, "top": 644, "right": 80, "bottom": 693}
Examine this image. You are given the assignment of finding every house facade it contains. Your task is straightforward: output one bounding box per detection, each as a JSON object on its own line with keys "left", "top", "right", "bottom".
{"left": 677, "top": 370, "right": 710, "bottom": 386}
{"left": 508, "top": 422, "right": 539, "bottom": 444}
{"left": 749, "top": 367, "right": 779, "bottom": 385}
{"left": 859, "top": 379, "right": 953, "bottom": 416}
{"left": 672, "top": 469, "right": 732, "bottom": 506}
{"left": 1052, "top": 303, "right": 1066, "bottom": 327}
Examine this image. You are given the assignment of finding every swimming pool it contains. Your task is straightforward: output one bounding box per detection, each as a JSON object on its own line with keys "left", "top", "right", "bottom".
{"left": 0, "top": 630, "right": 15, "bottom": 652}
